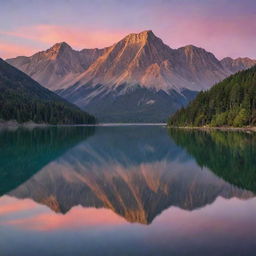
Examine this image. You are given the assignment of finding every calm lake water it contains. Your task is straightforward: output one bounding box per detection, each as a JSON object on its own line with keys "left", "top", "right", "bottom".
{"left": 0, "top": 126, "right": 256, "bottom": 256}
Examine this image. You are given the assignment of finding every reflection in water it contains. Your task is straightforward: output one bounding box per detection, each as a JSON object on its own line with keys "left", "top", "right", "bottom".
{"left": 169, "top": 129, "right": 256, "bottom": 192}
{"left": 0, "top": 127, "right": 95, "bottom": 195}
{"left": 0, "top": 126, "right": 256, "bottom": 256}
{"left": 2, "top": 126, "right": 255, "bottom": 224}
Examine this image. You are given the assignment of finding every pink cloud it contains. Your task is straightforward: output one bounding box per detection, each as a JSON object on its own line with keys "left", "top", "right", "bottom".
{"left": 0, "top": 196, "right": 126, "bottom": 231}
{"left": 1, "top": 16, "right": 255, "bottom": 60}
{"left": 5, "top": 206, "right": 126, "bottom": 231}
{"left": 0, "top": 25, "right": 129, "bottom": 52}
{"left": 0, "top": 42, "right": 39, "bottom": 59}
{"left": 154, "top": 12, "right": 256, "bottom": 59}
{"left": 0, "top": 196, "right": 37, "bottom": 215}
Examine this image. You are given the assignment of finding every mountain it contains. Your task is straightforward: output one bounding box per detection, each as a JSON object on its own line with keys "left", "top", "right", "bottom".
{"left": 0, "top": 58, "right": 95, "bottom": 124}
{"left": 221, "top": 57, "right": 256, "bottom": 73}
{"left": 7, "top": 126, "right": 254, "bottom": 224}
{"left": 57, "top": 31, "right": 229, "bottom": 122}
{"left": 168, "top": 65, "right": 256, "bottom": 127}
{"left": 6, "top": 30, "right": 256, "bottom": 122}
{"left": 6, "top": 42, "right": 106, "bottom": 90}
{"left": 9, "top": 157, "right": 253, "bottom": 224}
{"left": 70, "top": 31, "right": 228, "bottom": 91}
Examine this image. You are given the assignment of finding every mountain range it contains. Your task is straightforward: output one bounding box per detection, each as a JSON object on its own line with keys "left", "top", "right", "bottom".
{"left": 6, "top": 30, "right": 256, "bottom": 122}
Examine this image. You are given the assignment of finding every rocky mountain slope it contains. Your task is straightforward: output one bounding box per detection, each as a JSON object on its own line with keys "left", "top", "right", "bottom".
{"left": 6, "top": 43, "right": 106, "bottom": 90}
{"left": 71, "top": 31, "right": 228, "bottom": 92}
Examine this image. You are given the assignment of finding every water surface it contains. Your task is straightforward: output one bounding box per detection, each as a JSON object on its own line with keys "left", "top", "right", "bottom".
{"left": 0, "top": 126, "right": 256, "bottom": 256}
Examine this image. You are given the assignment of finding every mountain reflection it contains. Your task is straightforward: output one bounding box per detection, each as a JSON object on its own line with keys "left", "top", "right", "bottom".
{"left": 4, "top": 126, "right": 254, "bottom": 225}
{"left": 0, "top": 127, "right": 95, "bottom": 196}
{"left": 169, "top": 129, "right": 256, "bottom": 193}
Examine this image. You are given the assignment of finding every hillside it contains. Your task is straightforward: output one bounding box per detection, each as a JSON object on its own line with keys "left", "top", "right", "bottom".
{"left": 0, "top": 59, "right": 95, "bottom": 124}
{"left": 168, "top": 65, "right": 256, "bottom": 127}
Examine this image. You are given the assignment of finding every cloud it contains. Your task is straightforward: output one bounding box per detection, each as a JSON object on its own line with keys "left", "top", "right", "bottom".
{"left": 4, "top": 206, "right": 126, "bottom": 231}
{"left": 0, "top": 196, "right": 36, "bottom": 215}
{"left": 0, "top": 42, "right": 39, "bottom": 59}
{"left": 0, "top": 25, "right": 129, "bottom": 52}
{"left": 1, "top": 13, "right": 256, "bottom": 60}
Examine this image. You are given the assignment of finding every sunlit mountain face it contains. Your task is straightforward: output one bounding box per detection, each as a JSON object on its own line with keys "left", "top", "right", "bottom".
{"left": 1, "top": 126, "right": 256, "bottom": 256}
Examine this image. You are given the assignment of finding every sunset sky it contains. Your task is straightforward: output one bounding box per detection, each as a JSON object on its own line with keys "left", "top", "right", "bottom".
{"left": 0, "top": 0, "right": 255, "bottom": 59}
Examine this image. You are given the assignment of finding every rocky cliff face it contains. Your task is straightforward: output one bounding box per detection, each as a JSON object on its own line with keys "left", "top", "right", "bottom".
{"left": 6, "top": 42, "right": 106, "bottom": 90}
{"left": 71, "top": 30, "right": 229, "bottom": 92}
{"left": 8, "top": 30, "right": 248, "bottom": 92}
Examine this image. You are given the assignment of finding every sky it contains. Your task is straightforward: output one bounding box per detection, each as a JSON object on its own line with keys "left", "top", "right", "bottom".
{"left": 0, "top": 0, "right": 255, "bottom": 59}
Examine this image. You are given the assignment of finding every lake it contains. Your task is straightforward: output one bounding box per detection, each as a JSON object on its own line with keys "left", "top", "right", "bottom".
{"left": 0, "top": 126, "right": 256, "bottom": 256}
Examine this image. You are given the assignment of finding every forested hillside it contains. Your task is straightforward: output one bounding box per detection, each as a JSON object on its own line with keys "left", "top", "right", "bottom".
{"left": 0, "top": 59, "right": 95, "bottom": 124}
{"left": 169, "top": 65, "right": 256, "bottom": 127}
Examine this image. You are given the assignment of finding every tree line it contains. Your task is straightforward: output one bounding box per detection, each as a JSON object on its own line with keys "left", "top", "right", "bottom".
{"left": 168, "top": 65, "right": 256, "bottom": 127}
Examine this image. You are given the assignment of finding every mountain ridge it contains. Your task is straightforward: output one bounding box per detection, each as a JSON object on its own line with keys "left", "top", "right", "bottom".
{"left": 6, "top": 42, "right": 107, "bottom": 90}
{"left": 6, "top": 30, "right": 256, "bottom": 122}
{"left": 71, "top": 30, "right": 230, "bottom": 92}
{"left": 8, "top": 30, "right": 256, "bottom": 92}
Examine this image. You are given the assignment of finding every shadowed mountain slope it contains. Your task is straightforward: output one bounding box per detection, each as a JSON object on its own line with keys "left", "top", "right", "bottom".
{"left": 0, "top": 58, "right": 95, "bottom": 124}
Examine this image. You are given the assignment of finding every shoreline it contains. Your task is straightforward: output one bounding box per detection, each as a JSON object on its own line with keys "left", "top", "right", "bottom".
{"left": 0, "top": 120, "right": 49, "bottom": 128}
{"left": 168, "top": 126, "right": 256, "bottom": 132}
{"left": 0, "top": 121, "right": 167, "bottom": 129}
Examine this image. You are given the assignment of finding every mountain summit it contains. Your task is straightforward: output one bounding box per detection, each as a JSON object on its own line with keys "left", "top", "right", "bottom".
{"left": 72, "top": 30, "right": 228, "bottom": 92}
{"left": 6, "top": 43, "right": 106, "bottom": 90}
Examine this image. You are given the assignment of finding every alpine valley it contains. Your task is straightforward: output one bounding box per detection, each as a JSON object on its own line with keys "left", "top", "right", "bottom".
{"left": 7, "top": 30, "right": 256, "bottom": 122}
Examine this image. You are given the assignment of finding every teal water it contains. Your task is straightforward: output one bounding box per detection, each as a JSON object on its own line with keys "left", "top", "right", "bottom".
{"left": 0, "top": 126, "right": 256, "bottom": 256}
